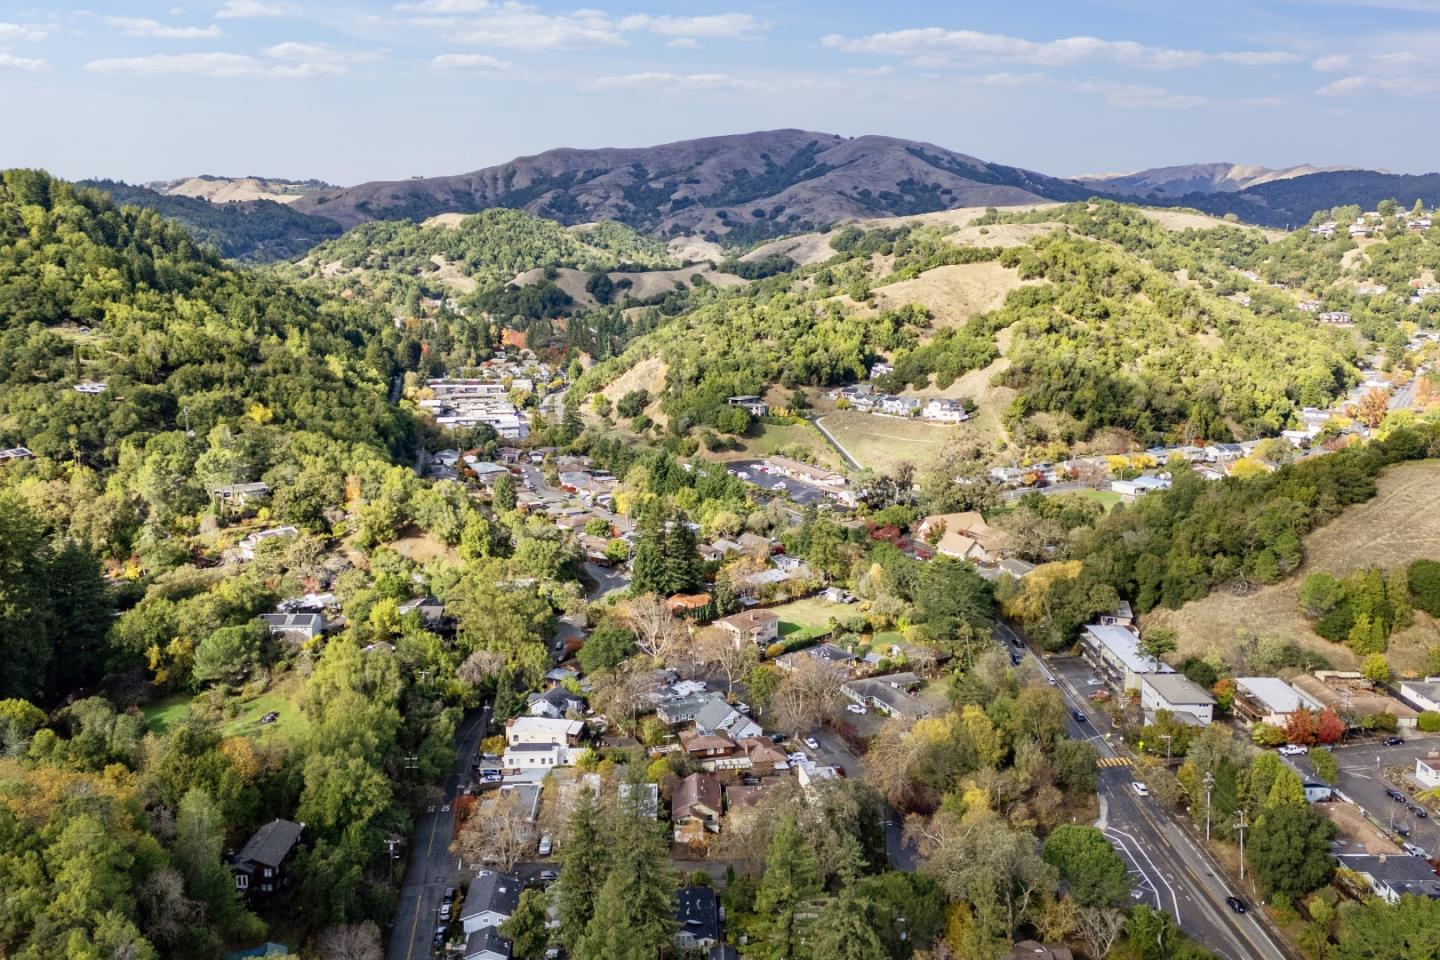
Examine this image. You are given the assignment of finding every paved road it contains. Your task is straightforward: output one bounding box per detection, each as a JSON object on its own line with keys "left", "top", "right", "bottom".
{"left": 811, "top": 416, "right": 862, "bottom": 471}
{"left": 1002, "top": 622, "right": 1293, "bottom": 960}
{"left": 387, "top": 706, "right": 491, "bottom": 960}
{"left": 806, "top": 726, "right": 918, "bottom": 871}
{"left": 581, "top": 560, "right": 630, "bottom": 602}
{"left": 1292, "top": 738, "right": 1440, "bottom": 856}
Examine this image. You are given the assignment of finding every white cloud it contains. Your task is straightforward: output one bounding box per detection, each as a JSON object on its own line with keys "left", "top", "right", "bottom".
{"left": 1075, "top": 80, "right": 1209, "bottom": 108}
{"left": 579, "top": 71, "right": 755, "bottom": 92}
{"left": 1312, "top": 54, "right": 1351, "bottom": 71}
{"left": 1317, "top": 74, "right": 1440, "bottom": 95}
{"left": 265, "top": 41, "right": 379, "bottom": 62}
{"left": 615, "top": 13, "right": 759, "bottom": 38}
{"left": 85, "top": 51, "right": 343, "bottom": 78}
{"left": 846, "top": 65, "right": 894, "bottom": 77}
{"left": 431, "top": 52, "right": 512, "bottom": 69}
{"left": 399, "top": 3, "right": 763, "bottom": 50}
{"left": 666, "top": 37, "right": 700, "bottom": 49}
{"left": 107, "top": 16, "right": 222, "bottom": 38}
{"left": 0, "top": 51, "right": 47, "bottom": 70}
{"left": 959, "top": 71, "right": 1048, "bottom": 86}
{"left": 215, "top": 0, "right": 298, "bottom": 18}
{"left": 0, "top": 21, "right": 49, "bottom": 42}
{"left": 820, "top": 28, "right": 1297, "bottom": 70}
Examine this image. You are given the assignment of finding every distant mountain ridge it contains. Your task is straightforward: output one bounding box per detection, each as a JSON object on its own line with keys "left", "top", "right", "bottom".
{"left": 146, "top": 174, "right": 335, "bottom": 205}
{"left": 290, "top": 129, "right": 1096, "bottom": 242}
{"left": 1073, "top": 162, "right": 1376, "bottom": 197}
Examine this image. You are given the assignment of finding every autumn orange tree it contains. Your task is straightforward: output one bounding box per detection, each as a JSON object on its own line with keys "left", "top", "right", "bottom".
{"left": 1356, "top": 387, "right": 1389, "bottom": 428}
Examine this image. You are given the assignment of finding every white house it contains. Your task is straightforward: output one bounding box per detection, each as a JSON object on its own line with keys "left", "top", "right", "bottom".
{"left": 1140, "top": 674, "right": 1215, "bottom": 726}
{"left": 1233, "top": 677, "right": 1322, "bottom": 726}
{"left": 1399, "top": 679, "right": 1440, "bottom": 713}
{"left": 460, "top": 871, "right": 521, "bottom": 934}
{"left": 1110, "top": 476, "right": 1171, "bottom": 501}
{"left": 1417, "top": 757, "right": 1440, "bottom": 790}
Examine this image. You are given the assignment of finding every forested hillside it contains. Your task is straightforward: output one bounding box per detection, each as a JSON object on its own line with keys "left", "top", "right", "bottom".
{"left": 82, "top": 179, "right": 344, "bottom": 261}
{"left": 578, "top": 203, "right": 1363, "bottom": 449}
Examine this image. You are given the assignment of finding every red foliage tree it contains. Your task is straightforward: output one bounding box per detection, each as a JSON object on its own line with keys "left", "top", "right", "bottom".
{"left": 1315, "top": 707, "right": 1345, "bottom": 744}
{"left": 1285, "top": 707, "right": 1317, "bottom": 746}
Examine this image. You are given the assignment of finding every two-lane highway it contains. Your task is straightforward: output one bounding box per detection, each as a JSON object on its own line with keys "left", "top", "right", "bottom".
{"left": 387, "top": 705, "right": 491, "bottom": 960}
{"left": 999, "top": 622, "right": 1294, "bottom": 960}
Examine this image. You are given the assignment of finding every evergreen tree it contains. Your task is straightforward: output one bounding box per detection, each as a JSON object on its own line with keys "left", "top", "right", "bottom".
{"left": 749, "top": 815, "right": 823, "bottom": 960}
{"left": 575, "top": 797, "right": 673, "bottom": 960}
{"left": 661, "top": 520, "right": 702, "bottom": 594}
{"left": 810, "top": 892, "right": 890, "bottom": 960}
{"left": 501, "top": 888, "right": 550, "bottom": 959}
{"left": 492, "top": 472, "right": 516, "bottom": 512}
{"left": 630, "top": 517, "right": 668, "bottom": 595}
{"left": 174, "top": 788, "right": 260, "bottom": 938}
{"left": 556, "top": 788, "right": 607, "bottom": 951}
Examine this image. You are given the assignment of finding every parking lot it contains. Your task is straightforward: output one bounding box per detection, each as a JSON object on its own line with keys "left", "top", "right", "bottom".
{"left": 725, "top": 460, "right": 836, "bottom": 508}
{"left": 1294, "top": 737, "right": 1440, "bottom": 858}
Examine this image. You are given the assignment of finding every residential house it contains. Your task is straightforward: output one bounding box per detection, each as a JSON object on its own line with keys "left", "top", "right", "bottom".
{"left": 463, "top": 928, "right": 511, "bottom": 960}
{"left": 915, "top": 511, "right": 996, "bottom": 562}
{"left": 1318, "top": 311, "right": 1353, "bottom": 325}
{"left": 1415, "top": 756, "right": 1440, "bottom": 790}
{"left": 657, "top": 691, "right": 724, "bottom": 726}
{"left": 236, "top": 526, "right": 299, "bottom": 561}
{"left": 776, "top": 643, "right": 857, "bottom": 675}
{"left": 727, "top": 395, "right": 769, "bottom": 417}
{"left": 1140, "top": 674, "right": 1216, "bottom": 726}
{"left": 501, "top": 743, "right": 570, "bottom": 771}
{"left": 673, "top": 773, "right": 723, "bottom": 843}
{"left": 821, "top": 586, "right": 856, "bottom": 603}
{"left": 715, "top": 609, "right": 780, "bottom": 649}
{"left": 259, "top": 613, "right": 325, "bottom": 641}
{"left": 679, "top": 731, "right": 745, "bottom": 770}
{"left": 737, "top": 736, "right": 789, "bottom": 775}
{"left": 1399, "top": 679, "right": 1440, "bottom": 713}
{"left": 1233, "top": 677, "right": 1322, "bottom": 726}
{"left": 506, "top": 716, "right": 583, "bottom": 747}
{"left": 879, "top": 395, "right": 921, "bottom": 417}
{"left": 675, "top": 886, "right": 722, "bottom": 952}
{"left": 527, "top": 686, "right": 587, "bottom": 719}
{"left": 667, "top": 593, "right": 713, "bottom": 616}
{"left": 230, "top": 819, "right": 303, "bottom": 896}
{"left": 694, "top": 697, "right": 763, "bottom": 741}
{"left": 1110, "top": 475, "right": 1172, "bottom": 501}
{"left": 1080, "top": 624, "right": 1174, "bottom": 692}
{"left": 211, "top": 482, "right": 271, "bottom": 505}
{"left": 795, "top": 761, "right": 840, "bottom": 794}
{"left": 869, "top": 361, "right": 894, "bottom": 379}
{"left": 1303, "top": 781, "right": 1334, "bottom": 803}
{"left": 460, "top": 870, "right": 522, "bottom": 934}
{"left": 843, "top": 673, "right": 933, "bottom": 720}
{"left": 1335, "top": 855, "right": 1440, "bottom": 904}
{"left": 922, "top": 398, "right": 969, "bottom": 423}
{"left": 0, "top": 446, "right": 35, "bottom": 464}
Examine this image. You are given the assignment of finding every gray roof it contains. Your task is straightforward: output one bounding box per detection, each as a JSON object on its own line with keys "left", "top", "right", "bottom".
{"left": 694, "top": 697, "right": 739, "bottom": 733}
{"left": 676, "top": 885, "right": 721, "bottom": 944}
{"left": 1337, "top": 855, "right": 1440, "bottom": 897}
{"left": 461, "top": 871, "right": 521, "bottom": 923}
{"left": 259, "top": 613, "right": 324, "bottom": 634}
{"left": 235, "top": 819, "right": 303, "bottom": 868}
{"left": 464, "top": 926, "right": 512, "bottom": 958}
{"left": 1142, "top": 673, "right": 1216, "bottom": 707}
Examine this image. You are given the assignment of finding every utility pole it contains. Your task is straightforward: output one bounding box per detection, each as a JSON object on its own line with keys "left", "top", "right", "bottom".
{"left": 1235, "top": 809, "right": 1249, "bottom": 880}
{"left": 1160, "top": 733, "right": 1174, "bottom": 764}
{"left": 1204, "top": 771, "right": 1215, "bottom": 843}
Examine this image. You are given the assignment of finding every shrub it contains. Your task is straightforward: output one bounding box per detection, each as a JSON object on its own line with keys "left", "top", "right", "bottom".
{"left": 1410, "top": 560, "right": 1440, "bottom": 617}
{"left": 1418, "top": 711, "right": 1440, "bottom": 733}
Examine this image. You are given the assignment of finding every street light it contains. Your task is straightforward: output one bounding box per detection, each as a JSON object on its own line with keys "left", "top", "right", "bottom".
{"left": 1203, "top": 772, "right": 1215, "bottom": 843}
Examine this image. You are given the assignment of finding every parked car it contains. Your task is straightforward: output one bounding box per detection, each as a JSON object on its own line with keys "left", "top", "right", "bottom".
{"left": 1225, "top": 896, "right": 1248, "bottom": 915}
{"left": 538, "top": 834, "right": 553, "bottom": 856}
{"left": 803, "top": 737, "right": 820, "bottom": 751}
{"left": 439, "top": 902, "right": 452, "bottom": 921}
{"left": 1396, "top": 825, "right": 1411, "bottom": 837}
{"left": 1403, "top": 842, "right": 1429, "bottom": 859}
{"left": 1010, "top": 653, "right": 1022, "bottom": 665}
{"left": 1411, "top": 805, "right": 1429, "bottom": 820}
{"left": 433, "top": 927, "right": 447, "bottom": 947}
{"left": 1131, "top": 781, "right": 1150, "bottom": 797}
{"left": 1278, "top": 744, "right": 1309, "bottom": 756}
{"left": 1384, "top": 736, "right": 1405, "bottom": 746}
{"left": 1387, "top": 788, "right": 1407, "bottom": 801}
{"left": 539, "top": 870, "right": 559, "bottom": 884}
{"left": 1087, "top": 678, "right": 1103, "bottom": 687}
{"left": 443, "top": 887, "right": 456, "bottom": 904}
{"left": 846, "top": 704, "right": 867, "bottom": 715}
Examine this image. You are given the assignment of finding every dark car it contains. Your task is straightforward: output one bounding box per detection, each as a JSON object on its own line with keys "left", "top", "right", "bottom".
{"left": 1387, "top": 788, "right": 1407, "bottom": 801}
{"left": 433, "top": 927, "right": 446, "bottom": 946}
{"left": 443, "top": 887, "right": 456, "bottom": 904}
{"left": 1010, "top": 654, "right": 1022, "bottom": 665}
{"left": 1384, "top": 736, "right": 1405, "bottom": 746}
{"left": 1072, "top": 710, "right": 1088, "bottom": 723}
{"left": 1412, "top": 805, "right": 1430, "bottom": 819}
{"left": 1225, "top": 896, "right": 1247, "bottom": 914}
{"left": 539, "top": 870, "right": 558, "bottom": 884}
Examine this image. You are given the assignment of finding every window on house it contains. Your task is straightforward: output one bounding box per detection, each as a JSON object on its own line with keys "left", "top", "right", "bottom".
{"left": 235, "top": 874, "right": 249, "bottom": 890}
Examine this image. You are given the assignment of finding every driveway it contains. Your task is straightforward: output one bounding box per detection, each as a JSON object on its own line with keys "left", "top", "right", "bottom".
{"left": 1291, "top": 737, "right": 1440, "bottom": 857}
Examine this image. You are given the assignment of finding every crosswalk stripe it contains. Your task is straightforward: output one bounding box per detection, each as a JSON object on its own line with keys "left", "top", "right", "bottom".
{"left": 1097, "top": 757, "right": 1132, "bottom": 768}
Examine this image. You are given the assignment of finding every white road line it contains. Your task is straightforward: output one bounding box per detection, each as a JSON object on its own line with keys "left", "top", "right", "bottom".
{"left": 1109, "top": 826, "right": 1181, "bottom": 923}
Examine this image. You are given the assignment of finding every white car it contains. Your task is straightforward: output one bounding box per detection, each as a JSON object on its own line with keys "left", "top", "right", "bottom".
{"left": 1403, "top": 842, "right": 1429, "bottom": 859}
{"left": 803, "top": 737, "right": 820, "bottom": 751}
{"left": 1278, "top": 744, "right": 1309, "bottom": 756}
{"left": 846, "top": 704, "right": 867, "bottom": 715}
{"left": 1086, "top": 678, "right": 1103, "bottom": 687}
{"left": 1131, "top": 781, "right": 1150, "bottom": 797}
{"left": 537, "top": 834, "right": 553, "bottom": 856}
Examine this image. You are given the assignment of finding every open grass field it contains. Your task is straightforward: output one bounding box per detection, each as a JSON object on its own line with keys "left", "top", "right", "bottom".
{"left": 1145, "top": 460, "right": 1440, "bottom": 677}
{"left": 142, "top": 673, "right": 310, "bottom": 744}
{"left": 701, "top": 420, "right": 844, "bottom": 472}
{"left": 873, "top": 260, "right": 1031, "bottom": 325}
{"left": 819, "top": 410, "right": 992, "bottom": 474}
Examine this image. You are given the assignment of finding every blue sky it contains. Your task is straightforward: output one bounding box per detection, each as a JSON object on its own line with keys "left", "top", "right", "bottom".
{"left": 2, "top": 0, "right": 1438, "bottom": 184}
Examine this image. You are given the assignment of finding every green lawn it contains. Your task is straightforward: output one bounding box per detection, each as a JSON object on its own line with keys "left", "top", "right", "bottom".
{"left": 779, "top": 620, "right": 831, "bottom": 643}
{"left": 141, "top": 676, "right": 309, "bottom": 744}
{"left": 1072, "top": 489, "right": 1123, "bottom": 511}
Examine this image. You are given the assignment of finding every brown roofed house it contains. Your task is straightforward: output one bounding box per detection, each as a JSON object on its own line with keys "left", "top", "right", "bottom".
{"left": 672, "top": 773, "right": 723, "bottom": 844}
